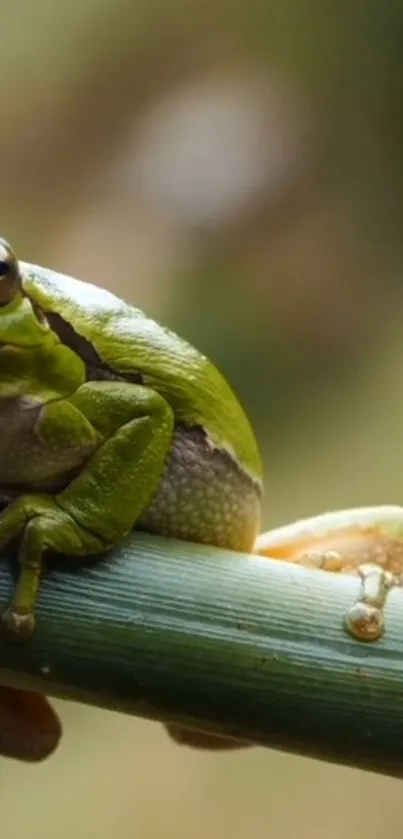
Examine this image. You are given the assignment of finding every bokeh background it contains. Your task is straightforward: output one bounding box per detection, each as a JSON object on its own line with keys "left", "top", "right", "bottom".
{"left": 2, "top": 0, "right": 403, "bottom": 836}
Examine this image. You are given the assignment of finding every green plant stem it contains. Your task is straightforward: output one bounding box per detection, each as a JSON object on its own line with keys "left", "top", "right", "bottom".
{"left": 0, "top": 532, "right": 403, "bottom": 777}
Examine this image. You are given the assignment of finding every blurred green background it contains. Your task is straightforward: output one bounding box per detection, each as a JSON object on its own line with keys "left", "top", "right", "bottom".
{"left": 2, "top": 0, "right": 403, "bottom": 835}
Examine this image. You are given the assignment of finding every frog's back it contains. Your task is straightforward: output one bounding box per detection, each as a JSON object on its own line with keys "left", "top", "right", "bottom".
{"left": 22, "top": 264, "right": 262, "bottom": 484}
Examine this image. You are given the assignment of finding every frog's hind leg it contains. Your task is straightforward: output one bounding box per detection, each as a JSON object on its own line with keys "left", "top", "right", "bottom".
{"left": 0, "top": 381, "right": 174, "bottom": 638}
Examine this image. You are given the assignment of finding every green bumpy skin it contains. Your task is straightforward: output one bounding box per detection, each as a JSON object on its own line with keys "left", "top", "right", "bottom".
{"left": 0, "top": 238, "right": 263, "bottom": 647}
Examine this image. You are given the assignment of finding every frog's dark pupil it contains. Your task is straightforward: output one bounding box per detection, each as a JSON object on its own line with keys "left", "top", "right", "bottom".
{"left": 0, "top": 260, "right": 10, "bottom": 277}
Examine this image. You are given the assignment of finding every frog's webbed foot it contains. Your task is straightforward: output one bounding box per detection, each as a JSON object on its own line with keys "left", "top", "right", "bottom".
{"left": 296, "top": 549, "right": 398, "bottom": 643}
{"left": 343, "top": 563, "right": 394, "bottom": 641}
{"left": 255, "top": 507, "right": 403, "bottom": 643}
{"left": 0, "top": 494, "right": 104, "bottom": 640}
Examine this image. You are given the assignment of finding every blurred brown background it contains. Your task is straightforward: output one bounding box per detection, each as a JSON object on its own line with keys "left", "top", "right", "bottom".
{"left": 2, "top": 0, "right": 403, "bottom": 835}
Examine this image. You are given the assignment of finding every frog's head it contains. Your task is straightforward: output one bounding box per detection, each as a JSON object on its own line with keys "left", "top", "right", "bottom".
{"left": 0, "top": 238, "right": 49, "bottom": 347}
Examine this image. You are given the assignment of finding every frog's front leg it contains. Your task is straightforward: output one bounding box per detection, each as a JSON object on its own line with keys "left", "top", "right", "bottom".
{"left": 0, "top": 382, "right": 174, "bottom": 638}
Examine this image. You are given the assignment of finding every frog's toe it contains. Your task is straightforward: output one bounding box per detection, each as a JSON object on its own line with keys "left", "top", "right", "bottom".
{"left": 1, "top": 607, "right": 36, "bottom": 641}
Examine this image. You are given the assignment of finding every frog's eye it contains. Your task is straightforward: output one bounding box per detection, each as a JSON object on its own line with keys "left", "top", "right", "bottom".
{"left": 0, "top": 239, "right": 21, "bottom": 306}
